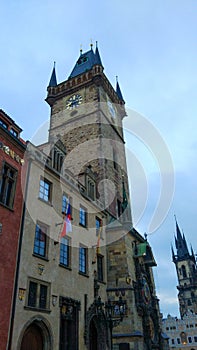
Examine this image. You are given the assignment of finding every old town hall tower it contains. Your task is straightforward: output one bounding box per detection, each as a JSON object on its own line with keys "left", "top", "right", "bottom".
{"left": 43, "top": 43, "right": 167, "bottom": 350}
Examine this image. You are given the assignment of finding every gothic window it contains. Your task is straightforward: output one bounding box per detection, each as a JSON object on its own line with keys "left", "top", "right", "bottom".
{"left": 33, "top": 222, "right": 48, "bottom": 258}
{"left": 52, "top": 147, "right": 64, "bottom": 172}
{"left": 27, "top": 279, "right": 50, "bottom": 310}
{"left": 188, "top": 336, "right": 192, "bottom": 343}
{"left": 0, "top": 162, "right": 17, "bottom": 209}
{"left": 60, "top": 237, "right": 71, "bottom": 267}
{"left": 182, "top": 265, "right": 187, "bottom": 278}
{"left": 177, "top": 338, "right": 180, "bottom": 344}
{"left": 39, "top": 177, "right": 52, "bottom": 203}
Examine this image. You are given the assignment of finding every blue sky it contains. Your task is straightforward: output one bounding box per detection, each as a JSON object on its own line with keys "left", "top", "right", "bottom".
{"left": 1, "top": 0, "right": 197, "bottom": 317}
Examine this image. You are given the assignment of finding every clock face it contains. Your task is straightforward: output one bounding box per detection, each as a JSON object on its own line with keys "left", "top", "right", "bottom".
{"left": 107, "top": 100, "right": 116, "bottom": 118}
{"left": 66, "top": 94, "right": 82, "bottom": 110}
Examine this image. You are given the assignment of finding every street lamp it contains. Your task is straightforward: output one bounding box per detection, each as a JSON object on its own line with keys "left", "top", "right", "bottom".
{"left": 95, "top": 295, "right": 126, "bottom": 350}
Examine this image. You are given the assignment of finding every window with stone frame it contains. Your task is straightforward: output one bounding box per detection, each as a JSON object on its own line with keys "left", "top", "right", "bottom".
{"left": 27, "top": 279, "right": 50, "bottom": 310}
{"left": 60, "top": 236, "right": 71, "bottom": 268}
{"left": 79, "top": 205, "right": 87, "bottom": 227}
{"left": 0, "top": 162, "right": 18, "bottom": 209}
{"left": 33, "top": 222, "right": 48, "bottom": 258}
{"left": 39, "top": 177, "right": 52, "bottom": 203}
{"left": 79, "top": 245, "right": 88, "bottom": 274}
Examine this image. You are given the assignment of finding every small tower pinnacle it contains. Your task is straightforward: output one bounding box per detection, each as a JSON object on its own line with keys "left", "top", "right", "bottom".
{"left": 116, "top": 76, "right": 124, "bottom": 102}
{"left": 48, "top": 62, "right": 57, "bottom": 87}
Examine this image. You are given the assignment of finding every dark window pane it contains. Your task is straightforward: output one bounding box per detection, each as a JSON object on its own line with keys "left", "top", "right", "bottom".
{"left": 79, "top": 247, "right": 87, "bottom": 273}
{"left": 33, "top": 224, "right": 46, "bottom": 257}
{"left": 97, "top": 255, "right": 103, "bottom": 281}
{"left": 60, "top": 237, "right": 69, "bottom": 266}
{"left": 28, "top": 282, "right": 37, "bottom": 307}
{"left": 79, "top": 206, "right": 87, "bottom": 226}
{"left": 39, "top": 285, "right": 47, "bottom": 309}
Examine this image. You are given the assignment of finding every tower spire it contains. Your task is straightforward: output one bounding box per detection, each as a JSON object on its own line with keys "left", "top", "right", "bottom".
{"left": 174, "top": 216, "right": 190, "bottom": 259}
{"left": 48, "top": 62, "right": 57, "bottom": 87}
{"left": 116, "top": 76, "right": 124, "bottom": 102}
{"left": 94, "top": 41, "right": 103, "bottom": 66}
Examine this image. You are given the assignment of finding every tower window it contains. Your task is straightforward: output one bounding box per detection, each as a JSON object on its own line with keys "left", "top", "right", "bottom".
{"left": 181, "top": 265, "right": 187, "bottom": 278}
{"left": 77, "top": 56, "right": 88, "bottom": 65}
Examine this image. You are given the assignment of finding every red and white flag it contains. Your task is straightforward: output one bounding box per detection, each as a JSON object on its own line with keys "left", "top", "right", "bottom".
{"left": 60, "top": 203, "right": 72, "bottom": 238}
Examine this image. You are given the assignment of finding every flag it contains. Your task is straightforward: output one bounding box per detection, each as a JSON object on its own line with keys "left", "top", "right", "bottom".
{"left": 60, "top": 203, "right": 72, "bottom": 238}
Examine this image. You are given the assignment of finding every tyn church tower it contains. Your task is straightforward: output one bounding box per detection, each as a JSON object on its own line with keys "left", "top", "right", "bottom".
{"left": 172, "top": 219, "right": 197, "bottom": 318}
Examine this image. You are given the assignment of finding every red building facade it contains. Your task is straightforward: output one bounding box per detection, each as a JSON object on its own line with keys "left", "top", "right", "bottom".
{"left": 0, "top": 110, "right": 26, "bottom": 350}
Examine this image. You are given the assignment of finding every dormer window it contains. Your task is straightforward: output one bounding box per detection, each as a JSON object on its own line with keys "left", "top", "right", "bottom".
{"left": 0, "top": 119, "right": 8, "bottom": 129}
{"left": 77, "top": 56, "right": 88, "bottom": 66}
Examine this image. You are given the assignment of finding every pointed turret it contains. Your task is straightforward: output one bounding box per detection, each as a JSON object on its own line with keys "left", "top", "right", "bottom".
{"left": 116, "top": 77, "right": 125, "bottom": 103}
{"left": 94, "top": 41, "right": 103, "bottom": 66}
{"left": 48, "top": 63, "right": 57, "bottom": 87}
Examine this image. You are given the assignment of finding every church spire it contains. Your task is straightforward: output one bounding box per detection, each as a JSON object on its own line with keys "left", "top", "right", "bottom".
{"left": 48, "top": 62, "right": 57, "bottom": 87}
{"left": 174, "top": 217, "right": 189, "bottom": 259}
